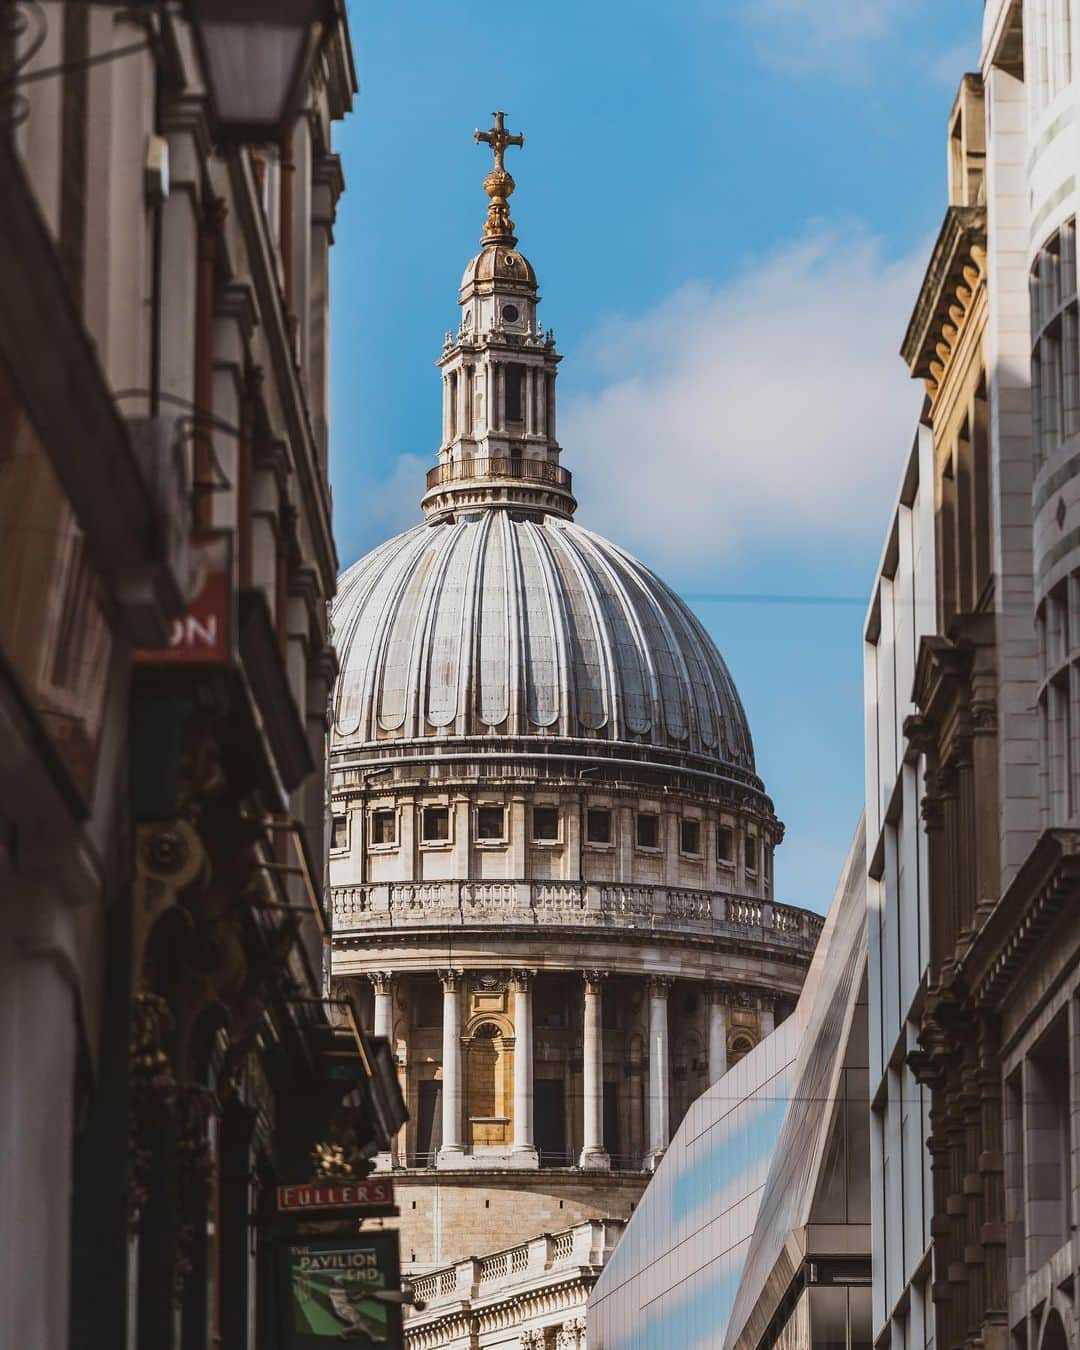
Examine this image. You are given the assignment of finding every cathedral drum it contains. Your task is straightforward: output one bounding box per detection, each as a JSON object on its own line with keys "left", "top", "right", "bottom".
{"left": 328, "top": 113, "right": 822, "bottom": 1340}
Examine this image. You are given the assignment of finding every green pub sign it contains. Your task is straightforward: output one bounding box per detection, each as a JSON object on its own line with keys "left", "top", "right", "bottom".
{"left": 277, "top": 1233, "right": 403, "bottom": 1348}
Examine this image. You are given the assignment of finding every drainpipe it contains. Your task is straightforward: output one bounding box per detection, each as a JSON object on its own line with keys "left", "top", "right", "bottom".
{"left": 279, "top": 131, "right": 296, "bottom": 351}
{"left": 194, "top": 199, "right": 222, "bottom": 530}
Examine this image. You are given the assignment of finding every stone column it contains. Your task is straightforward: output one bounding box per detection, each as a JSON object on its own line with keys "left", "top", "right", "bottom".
{"left": 579, "top": 971, "right": 609, "bottom": 1170}
{"left": 370, "top": 973, "right": 396, "bottom": 1168}
{"left": 370, "top": 971, "right": 394, "bottom": 1041}
{"left": 438, "top": 970, "right": 465, "bottom": 1166}
{"left": 708, "top": 986, "right": 728, "bottom": 1084}
{"left": 511, "top": 970, "right": 538, "bottom": 1165}
{"left": 646, "top": 976, "right": 672, "bottom": 1169}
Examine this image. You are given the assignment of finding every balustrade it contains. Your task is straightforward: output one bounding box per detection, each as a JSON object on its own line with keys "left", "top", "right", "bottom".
{"left": 330, "top": 879, "right": 821, "bottom": 952}
{"left": 407, "top": 1223, "right": 609, "bottom": 1317}
{"left": 425, "top": 455, "right": 572, "bottom": 491}
{"left": 599, "top": 885, "right": 652, "bottom": 917}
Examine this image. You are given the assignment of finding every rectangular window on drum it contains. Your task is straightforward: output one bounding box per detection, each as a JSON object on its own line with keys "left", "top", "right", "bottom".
{"left": 331, "top": 815, "right": 348, "bottom": 851}
{"left": 422, "top": 806, "right": 450, "bottom": 842}
{"left": 476, "top": 805, "right": 505, "bottom": 841}
{"left": 636, "top": 813, "right": 659, "bottom": 849}
{"left": 586, "top": 809, "right": 612, "bottom": 845}
{"left": 717, "top": 825, "right": 734, "bottom": 864}
{"left": 371, "top": 810, "right": 396, "bottom": 846}
{"left": 745, "top": 834, "right": 758, "bottom": 873}
{"left": 532, "top": 806, "right": 559, "bottom": 841}
{"left": 680, "top": 819, "right": 701, "bottom": 855}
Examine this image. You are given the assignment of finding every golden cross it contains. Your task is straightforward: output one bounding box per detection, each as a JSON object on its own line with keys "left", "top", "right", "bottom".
{"left": 474, "top": 111, "right": 524, "bottom": 174}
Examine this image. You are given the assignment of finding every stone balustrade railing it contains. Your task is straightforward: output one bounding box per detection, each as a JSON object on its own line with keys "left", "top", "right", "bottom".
{"left": 331, "top": 878, "right": 823, "bottom": 948}
{"left": 406, "top": 1220, "right": 623, "bottom": 1317}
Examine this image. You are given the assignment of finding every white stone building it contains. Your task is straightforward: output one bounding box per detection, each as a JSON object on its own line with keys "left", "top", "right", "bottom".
{"left": 868, "top": 9, "right": 1080, "bottom": 1350}
{"left": 863, "top": 425, "right": 936, "bottom": 1350}
{"left": 329, "top": 117, "right": 823, "bottom": 1344}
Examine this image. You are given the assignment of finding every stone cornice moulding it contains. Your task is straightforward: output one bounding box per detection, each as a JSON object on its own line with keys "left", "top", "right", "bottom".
{"left": 901, "top": 205, "right": 987, "bottom": 383}
{"left": 960, "top": 827, "right": 1080, "bottom": 1010}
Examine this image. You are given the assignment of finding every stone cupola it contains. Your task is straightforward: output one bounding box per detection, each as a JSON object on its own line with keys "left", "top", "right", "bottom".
{"left": 422, "top": 112, "right": 574, "bottom": 521}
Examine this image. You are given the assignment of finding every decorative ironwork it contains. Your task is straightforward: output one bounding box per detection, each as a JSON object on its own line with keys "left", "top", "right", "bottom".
{"left": 0, "top": 1, "right": 47, "bottom": 128}
{"left": 173, "top": 1084, "right": 217, "bottom": 1304}
{"left": 127, "top": 993, "right": 177, "bottom": 1234}
{"left": 0, "top": 3, "right": 152, "bottom": 130}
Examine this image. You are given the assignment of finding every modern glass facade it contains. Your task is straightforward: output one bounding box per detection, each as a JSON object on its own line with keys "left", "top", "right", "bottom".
{"left": 589, "top": 824, "right": 869, "bottom": 1350}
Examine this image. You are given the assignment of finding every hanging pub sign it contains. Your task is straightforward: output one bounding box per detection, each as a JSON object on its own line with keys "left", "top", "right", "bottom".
{"left": 277, "top": 1233, "right": 404, "bottom": 1349}
{"left": 277, "top": 1178, "right": 394, "bottom": 1215}
{"left": 135, "top": 531, "right": 232, "bottom": 666}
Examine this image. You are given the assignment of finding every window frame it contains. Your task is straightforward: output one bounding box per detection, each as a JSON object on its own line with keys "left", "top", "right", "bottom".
{"left": 585, "top": 807, "right": 613, "bottom": 848}
{"left": 635, "top": 811, "right": 661, "bottom": 851}
{"left": 369, "top": 807, "right": 398, "bottom": 850}
{"left": 680, "top": 818, "right": 702, "bottom": 857}
{"left": 531, "top": 804, "right": 561, "bottom": 844}
{"left": 717, "top": 824, "right": 735, "bottom": 867}
{"left": 744, "top": 832, "right": 759, "bottom": 875}
{"left": 420, "top": 803, "right": 452, "bottom": 847}
{"left": 330, "top": 812, "right": 350, "bottom": 854}
{"left": 475, "top": 803, "right": 507, "bottom": 845}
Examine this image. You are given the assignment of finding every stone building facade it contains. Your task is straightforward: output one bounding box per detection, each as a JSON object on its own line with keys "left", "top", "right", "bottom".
{"left": 869, "top": 10, "right": 1080, "bottom": 1350}
{"left": 0, "top": 7, "right": 402, "bottom": 1349}
{"left": 329, "top": 118, "right": 823, "bottom": 1342}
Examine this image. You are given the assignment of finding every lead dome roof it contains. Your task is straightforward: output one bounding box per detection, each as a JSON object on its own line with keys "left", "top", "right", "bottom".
{"left": 460, "top": 244, "right": 538, "bottom": 293}
{"left": 331, "top": 510, "right": 757, "bottom": 777}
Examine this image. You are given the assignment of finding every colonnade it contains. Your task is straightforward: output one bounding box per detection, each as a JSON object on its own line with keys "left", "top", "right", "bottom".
{"left": 369, "top": 970, "right": 777, "bottom": 1171}
{"left": 442, "top": 361, "right": 554, "bottom": 443}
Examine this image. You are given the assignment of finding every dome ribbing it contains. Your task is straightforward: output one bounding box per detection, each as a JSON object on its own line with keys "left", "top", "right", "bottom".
{"left": 332, "top": 512, "right": 756, "bottom": 777}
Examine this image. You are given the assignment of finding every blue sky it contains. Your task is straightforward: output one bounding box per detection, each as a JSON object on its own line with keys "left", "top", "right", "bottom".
{"left": 330, "top": 1, "right": 979, "bottom": 911}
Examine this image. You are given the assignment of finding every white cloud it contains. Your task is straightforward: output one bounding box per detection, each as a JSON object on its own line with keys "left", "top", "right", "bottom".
{"left": 929, "top": 40, "right": 979, "bottom": 87}
{"left": 559, "top": 229, "right": 925, "bottom": 576}
{"left": 370, "top": 452, "right": 428, "bottom": 529}
{"left": 742, "top": 0, "right": 909, "bottom": 73}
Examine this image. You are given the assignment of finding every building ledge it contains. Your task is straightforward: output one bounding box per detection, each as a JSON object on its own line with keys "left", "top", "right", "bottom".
{"left": 900, "top": 204, "right": 986, "bottom": 379}
{"left": 958, "top": 827, "right": 1080, "bottom": 1007}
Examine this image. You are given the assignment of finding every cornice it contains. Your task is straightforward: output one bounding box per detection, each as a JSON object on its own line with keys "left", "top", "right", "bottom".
{"left": 901, "top": 205, "right": 987, "bottom": 385}
{"left": 960, "top": 828, "right": 1080, "bottom": 1008}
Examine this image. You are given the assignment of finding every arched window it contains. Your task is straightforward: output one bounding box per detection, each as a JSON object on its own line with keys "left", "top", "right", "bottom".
{"left": 728, "top": 1034, "right": 755, "bottom": 1067}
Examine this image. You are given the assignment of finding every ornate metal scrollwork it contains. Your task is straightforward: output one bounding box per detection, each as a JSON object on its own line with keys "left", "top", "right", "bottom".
{"left": 0, "top": 2, "right": 48, "bottom": 129}
{"left": 173, "top": 1084, "right": 218, "bottom": 1304}
{"left": 127, "top": 993, "right": 177, "bottom": 1234}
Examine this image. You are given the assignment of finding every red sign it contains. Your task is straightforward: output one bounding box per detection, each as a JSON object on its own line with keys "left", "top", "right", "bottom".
{"left": 135, "top": 533, "right": 231, "bottom": 665}
{"left": 276, "top": 1179, "right": 394, "bottom": 1214}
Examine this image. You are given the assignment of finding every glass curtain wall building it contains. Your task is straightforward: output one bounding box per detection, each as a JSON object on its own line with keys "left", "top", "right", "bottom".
{"left": 588, "top": 824, "right": 869, "bottom": 1350}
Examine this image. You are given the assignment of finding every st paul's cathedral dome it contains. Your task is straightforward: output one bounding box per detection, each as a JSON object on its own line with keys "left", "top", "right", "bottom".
{"left": 332, "top": 118, "right": 764, "bottom": 806}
